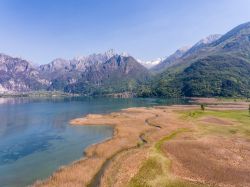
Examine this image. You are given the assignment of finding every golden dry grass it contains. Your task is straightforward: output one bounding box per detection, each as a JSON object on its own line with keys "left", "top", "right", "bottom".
{"left": 164, "top": 137, "right": 250, "bottom": 187}
{"left": 33, "top": 108, "right": 158, "bottom": 187}
{"left": 33, "top": 101, "right": 250, "bottom": 187}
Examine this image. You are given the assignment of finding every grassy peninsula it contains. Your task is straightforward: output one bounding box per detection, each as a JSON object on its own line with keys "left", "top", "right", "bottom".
{"left": 33, "top": 98, "right": 250, "bottom": 187}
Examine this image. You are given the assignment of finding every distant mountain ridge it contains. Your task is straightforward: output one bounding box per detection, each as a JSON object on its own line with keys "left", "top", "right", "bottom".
{"left": 137, "top": 58, "right": 165, "bottom": 69}
{"left": 151, "top": 46, "right": 191, "bottom": 72}
{"left": 181, "top": 34, "right": 222, "bottom": 58}
{"left": 152, "top": 34, "right": 222, "bottom": 72}
{"left": 0, "top": 53, "right": 49, "bottom": 92}
{"left": 1, "top": 22, "right": 250, "bottom": 97}
{"left": 64, "top": 55, "right": 150, "bottom": 95}
{"left": 0, "top": 50, "right": 150, "bottom": 95}
{"left": 138, "top": 22, "right": 250, "bottom": 98}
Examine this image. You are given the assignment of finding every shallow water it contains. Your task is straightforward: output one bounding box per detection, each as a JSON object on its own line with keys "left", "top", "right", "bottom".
{"left": 0, "top": 97, "right": 188, "bottom": 187}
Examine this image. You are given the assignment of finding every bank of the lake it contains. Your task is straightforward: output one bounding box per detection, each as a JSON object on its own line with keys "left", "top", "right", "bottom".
{"left": 0, "top": 97, "right": 188, "bottom": 187}
{"left": 34, "top": 98, "right": 250, "bottom": 187}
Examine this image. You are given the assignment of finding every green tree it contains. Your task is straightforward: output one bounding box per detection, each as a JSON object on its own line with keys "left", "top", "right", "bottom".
{"left": 201, "top": 104, "right": 205, "bottom": 111}
{"left": 128, "top": 79, "right": 136, "bottom": 93}
{"left": 248, "top": 104, "right": 250, "bottom": 116}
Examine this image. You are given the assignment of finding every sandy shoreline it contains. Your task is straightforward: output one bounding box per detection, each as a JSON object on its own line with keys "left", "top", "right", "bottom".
{"left": 33, "top": 98, "right": 250, "bottom": 187}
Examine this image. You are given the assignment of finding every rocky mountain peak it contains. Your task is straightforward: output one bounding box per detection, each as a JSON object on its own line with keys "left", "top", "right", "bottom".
{"left": 177, "top": 46, "right": 191, "bottom": 52}
{"left": 104, "top": 49, "right": 116, "bottom": 58}
{"left": 151, "top": 46, "right": 191, "bottom": 71}
{"left": 137, "top": 58, "right": 165, "bottom": 69}
{"left": 194, "top": 34, "right": 222, "bottom": 47}
{"left": 173, "top": 46, "right": 191, "bottom": 57}
{"left": 211, "top": 21, "right": 250, "bottom": 49}
{"left": 0, "top": 54, "right": 49, "bottom": 92}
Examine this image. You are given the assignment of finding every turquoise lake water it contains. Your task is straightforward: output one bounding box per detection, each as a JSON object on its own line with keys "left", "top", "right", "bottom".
{"left": 0, "top": 97, "right": 188, "bottom": 187}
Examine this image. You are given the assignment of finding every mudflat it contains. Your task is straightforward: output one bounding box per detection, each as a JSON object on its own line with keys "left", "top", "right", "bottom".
{"left": 34, "top": 99, "right": 250, "bottom": 187}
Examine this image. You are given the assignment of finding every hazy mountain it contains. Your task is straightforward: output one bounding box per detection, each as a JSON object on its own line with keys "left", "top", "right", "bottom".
{"left": 39, "top": 49, "right": 117, "bottom": 77}
{"left": 138, "top": 22, "right": 250, "bottom": 97}
{"left": 151, "top": 46, "right": 190, "bottom": 72}
{"left": 64, "top": 55, "right": 150, "bottom": 94}
{"left": 0, "top": 54, "right": 49, "bottom": 93}
{"left": 137, "top": 58, "right": 165, "bottom": 69}
{"left": 181, "top": 34, "right": 222, "bottom": 58}
{"left": 151, "top": 34, "right": 222, "bottom": 72}
{"left": 38, "top": 50, "right": 117, "bottom": 90}
{"left": 209, "top": 22, "right": 250, "bottom": 57}
{"left": 2, "top": 22, "right": 250, "bottom": 97}
{"left": 38, "top": 50, "right": 150, "bottom": 93}
{"left": 0, "top": 50, "right": 150, "bottom": 95}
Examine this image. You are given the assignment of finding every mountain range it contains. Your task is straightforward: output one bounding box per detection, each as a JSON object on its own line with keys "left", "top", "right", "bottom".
{"left": 1, "top": 22, "right": 250, "bottom": 97}
{"left": 137, "top": 58, "right": 165, "bottom": 69}
{"left": 0, "top": 50, "right": 150, "bottom": 95}
{"left": 138, "top": 22, "right": 250, "bottom": 97}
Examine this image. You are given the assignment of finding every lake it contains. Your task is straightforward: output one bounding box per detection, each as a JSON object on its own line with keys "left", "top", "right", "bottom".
{"left": 0, "top": 97, "right": 188, "bottom": 187}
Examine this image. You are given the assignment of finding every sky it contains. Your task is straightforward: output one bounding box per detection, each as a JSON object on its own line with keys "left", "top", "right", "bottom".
{"left": 0, "top": 0, "right": 250, "bottom": 64}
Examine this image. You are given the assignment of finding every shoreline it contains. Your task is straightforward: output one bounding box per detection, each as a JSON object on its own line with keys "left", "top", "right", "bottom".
{"left": 33, "top": 98, "right": 250, "bottom": 187}
{"left": 33, "top": 106, "right": 171, "bottom": 186}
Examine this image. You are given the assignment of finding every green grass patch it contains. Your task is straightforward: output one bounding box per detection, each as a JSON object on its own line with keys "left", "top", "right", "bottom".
{"left": 181, "top": 109, "right": 250, "bottom": 138}
{"left": 128, "top": 109, "right": 249, "bottom": 187}
{"left": 182, "top": 109, "right": 249, "bottom": 121}
{"left": 129, "top": 157, "right": 163, "bottom": 187}
{"left": 128, "top": 129, "right": 206, "bottom": 187}
{"left": 155, "top": 128, "right": 189, "bottom": 153}
{"left": 184, "top": 111, "right": 205, "bottom": 119}
{"left": 163, "top": 181, "right": 206, "bottom": 187}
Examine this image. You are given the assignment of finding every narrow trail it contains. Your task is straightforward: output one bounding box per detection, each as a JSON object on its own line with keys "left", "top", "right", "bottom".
{"left": 87, "top": 141, "right": 144, "bottom": 187}
{"left": 145, "top": 114, "right": 162, "bottom": 129}
{"left": 139, "top": 134, "right": 148, "bottom": 144}
{"left": 87, "top": 113, "right": 161, "bottom": 187}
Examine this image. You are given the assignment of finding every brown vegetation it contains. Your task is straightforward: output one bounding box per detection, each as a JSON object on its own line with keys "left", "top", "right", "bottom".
{"left": 200, "top": 117, "right": 235, "bottom": 126}
{"left": 33, "top": 99, "right": 250, "bottom": 187}
{"left": 164, "top": 137, "right": 250, "bottom": 187}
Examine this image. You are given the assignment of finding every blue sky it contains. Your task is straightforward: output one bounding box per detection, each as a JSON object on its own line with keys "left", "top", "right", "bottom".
{"left": 0, "top": 0, "right": 250, "bottom": 64}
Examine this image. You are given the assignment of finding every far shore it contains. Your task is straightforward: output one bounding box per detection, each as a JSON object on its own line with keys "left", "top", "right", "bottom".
{"left": 33, "top": 98, "right": 250, "bottom": 187}
{"left": 0, "top": 91, "right": 80, "bottom": 98}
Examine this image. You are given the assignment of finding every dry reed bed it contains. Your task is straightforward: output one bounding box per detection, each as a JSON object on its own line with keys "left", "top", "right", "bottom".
{"left": 33, "top": 107, "right": 165, "bottom": 187}
{"left": 33, "top": 99, "right": 250, "bottom": 187}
